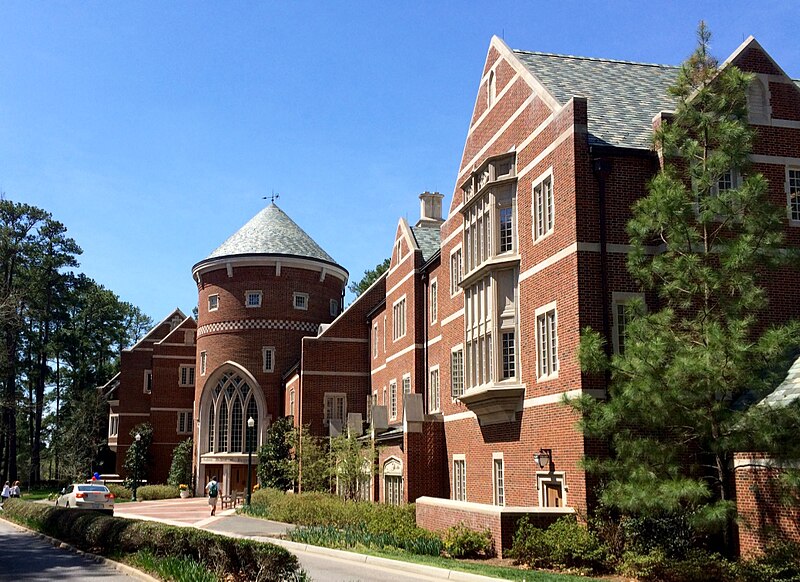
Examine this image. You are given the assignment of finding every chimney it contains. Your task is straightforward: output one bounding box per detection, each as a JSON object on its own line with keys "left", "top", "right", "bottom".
{"left": 417, "top": 191, "right": 444, "bottom": 227}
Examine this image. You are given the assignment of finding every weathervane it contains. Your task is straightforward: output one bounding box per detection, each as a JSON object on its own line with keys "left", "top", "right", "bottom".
{"left": 263, "top": 190, "right": 280, "bottom": 204}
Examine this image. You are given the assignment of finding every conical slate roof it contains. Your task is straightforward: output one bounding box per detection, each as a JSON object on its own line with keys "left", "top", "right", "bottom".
{"left": 203, "top": 203, "right": 338, "bottom": 265}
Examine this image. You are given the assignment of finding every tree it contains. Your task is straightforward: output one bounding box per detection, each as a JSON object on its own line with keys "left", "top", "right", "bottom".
{"left": 574, "top": 22, "right": 800, "bottom": 551}
{"left": 330, "top": 431, "right": 376, "bottom": 501}
{"left": 123, "top": 422, "right": 152, "bottom": 498}
{"left": 167, "top": 438, "right": 193, "bottom": 488}
{"left": 257, "top": 416, "right": 294, "bottom": 490}
{"left": 348, "top": 258, "right": 390, "bottom": 297}
{"left": 292, "top": 425, "right": 330, "bottom": 493}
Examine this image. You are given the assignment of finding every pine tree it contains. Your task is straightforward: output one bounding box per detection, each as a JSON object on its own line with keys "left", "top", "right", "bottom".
{"left": 574, "top": 23, "right": 800, "bottom": 550}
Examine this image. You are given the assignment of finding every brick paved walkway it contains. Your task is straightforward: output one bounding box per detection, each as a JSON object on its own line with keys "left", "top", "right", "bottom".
{"left": 113, "top": 497, "right": 236, "bottom": 528}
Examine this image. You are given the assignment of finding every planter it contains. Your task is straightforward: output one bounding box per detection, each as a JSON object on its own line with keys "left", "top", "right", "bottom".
{"left": 180, "top": 490, "right": 191, "bottom": 498}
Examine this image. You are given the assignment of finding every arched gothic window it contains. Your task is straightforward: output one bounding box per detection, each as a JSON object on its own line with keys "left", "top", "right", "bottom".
{"left": 747, "top": 78, "right": 769, "bottom": 123}
{"left": 206, "top": 372, "right": 259, "bottom": 454}
{"left": 487, "top": 70, "right": 496, "bottom": 108}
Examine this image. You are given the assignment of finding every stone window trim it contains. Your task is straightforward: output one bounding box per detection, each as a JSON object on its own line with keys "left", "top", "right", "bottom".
{"left": 208, "top": 294, "right": 219, "bottom": 312}
{"left": 449, "top": 245, "right": 463, "bottom": 297}
{"left": 450, "top": 344, "right": 465, "bottom": 400}
{"left": 330, "top": 298, "right": 339, "bottom": 317}
{"left": 787, "top": 166, "right": 800, "bottom": 225}
{"left": 177, "top": 410, "right": 193, "bottom": 435}
{"left": 487, "top": 69, "right": 496, "bottom": 108}
{"left": 143, "top": 370, "right": 153, "bottom": 394}
{"left": 245, "top": 290, "right": 262, "bottom": 308}
{"left": 493, "top": 452, "right": 505, "bottom": 507}
{"left": 389, "top": 379, "right": 398, "bottom": 420}
{"left": 402, "top": 373, "right": 412, "bottom": 394}
{"left": 293, "top": 292, "right": 309, "bottom": 311}
{"left": 535, "top": 301, "right": 559, "bottom": 382}
{"left": 429, "top": 278, "right": 438, "bottom": 324}
{"left": 179, "top": 365, "right": 195, "bottom": 387}
{"left": 536, "top": 471, "right": 567, "bottom": 508}
{"left": 532, "top": 167, "right": 555, "bottom": 244}
{"left": 262, "top": 346, "right": 275, "bottom": 373}
{"left": 289, "top": 388, "right": 295, "bottom": 417}
{"left": 200, "top": 351, "right": 207, "bottom": 376}
{"left": 612, "top": 292, "right": 645, "bottom": 355}
{"left": 746, "top": 75, "right": 772, "bottom": 125}
{"left": 428, "top": 365, "right": 441, "bottom": 414}
{"left": 108, "top": 414, "right": 119, "bottom": 438}
{"left": 324, "top": 392, "right": 347, "bottom": 427}
{"left": 453, "top": 454, "right": 466, "bottom": 502}
{"left": 373, "top": 323, "right": 379, "bottom": 358}
{"left": 383, "top": 457, "right": 403, "bottom": 505}
{"left": 383, "top": 315, "right": 387, "bottom": 352}
{"left": 392, "top": 295, "right": 407, "bottom": 342}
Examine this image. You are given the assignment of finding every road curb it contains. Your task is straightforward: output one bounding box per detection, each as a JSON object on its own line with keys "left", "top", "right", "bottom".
{"left": 0, "top": 515, "right": 159, "bottom": 581}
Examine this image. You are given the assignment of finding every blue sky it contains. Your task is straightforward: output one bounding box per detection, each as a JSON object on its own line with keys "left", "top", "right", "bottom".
{"left": 2, "top": 1, "right": 798, "bottom": 321}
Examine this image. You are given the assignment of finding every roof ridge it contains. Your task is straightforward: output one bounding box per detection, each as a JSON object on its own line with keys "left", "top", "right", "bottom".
{"left": 512, "top": 49, "right": 679, "bottom": 69}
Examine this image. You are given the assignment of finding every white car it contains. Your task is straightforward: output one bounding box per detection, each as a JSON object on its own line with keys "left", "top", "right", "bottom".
{"left": 55, "top": 483, "right": 114, "bottom": 515}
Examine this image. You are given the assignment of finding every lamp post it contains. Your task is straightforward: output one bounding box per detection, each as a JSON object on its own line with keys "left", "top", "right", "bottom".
{"left": 246, "top": 417, "right": 255, "bottom": 506}
{"left": 132, "top": 432, "right": 141, "bottom": 501}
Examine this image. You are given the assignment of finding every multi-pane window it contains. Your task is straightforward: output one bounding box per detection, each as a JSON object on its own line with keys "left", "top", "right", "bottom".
{"left": 373, "top": 324, "right": 379, "bottom": 358}
{"left": 453, "top": 458, "right": 466, "bottom": 501}
{"left": 450, "top": 248, "right": 462, "bottom": 295}
{"left": 493, "top": 457, "right": 505, "bottom": 506}
{"left": 205, "top": 372, "right": 258, "bottom": 454}
{"left": 533, "top": 173, "right": 554, "bottom": 241}
{"left": 289, "top": 389, "right": 295, "bottom": 417}
{"left": 293, "top": 292, "right": 309, "bottom": 310}
{"left": 230, "top": 397, "right": 243, "bottom": 452}
{"left": 393, "top": 297, "right": 406, "bottom": 341}
{"left": 402, "top": 375, "right": 411, "bottom": 394}
{"left": 499, "top": 206, "right": 514, "bottom": 252}
{"left": 465, "top": 277, "right": 493, "bottom": 388}
{"left": 390, "top": 381, "right": 398, "bottom": 420}
{"left": 789, "top": 168, "right": 800, "bottom": 222}
{"left": 108, "top": 415, "right": 119, "bottom": 438}
{"left": 428, "top": 367, "right": 441, "bottom": 413}
{"left": 179, "top": 365, "right": 195, "bottom": 387}
{"left": 464, "top": 194, "right": 492, "bottom": 273}
{"left": 143, "top": 370, "right": 153, "bottom": 394}
{"left": 714, "top": 169, "right": 740, "bottom": 194}
{"left": 385, "top": 475, "right": 403, "bottom": 505}
{"left": 324, "top": 393, "right": 346, "bottom": 426}
{"left": 502, "top": 332, "right": 515, "bottom": 379}
{"left": 330, "top": 299, "right": 339, "bottom": 317}
{"left": 177, "top": 410, "right": 193, "bottom": 434}
{"left": 245, "top": 291, "right": 262, "bottom": 308}
{"left": 208, "top": 294, "right": 219, "bottom": 311}
{"left": 262, "top": 347, "right": 275, "bottom": 373}
{"left": 451, "top": 348, "right": 464, "bottom": 398}
{"left": 536, "top": 306, "right": 559, "bottom": 379}
{"left": 200, "top": 351, "right": 207, "bottom": 376}
{"left": 430, "top": 279, "right": 438, "bottom": 323}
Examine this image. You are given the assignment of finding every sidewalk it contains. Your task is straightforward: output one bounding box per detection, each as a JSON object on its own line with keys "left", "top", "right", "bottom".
{"left": 117, "top": 498, "right": 506, "bottom": 581}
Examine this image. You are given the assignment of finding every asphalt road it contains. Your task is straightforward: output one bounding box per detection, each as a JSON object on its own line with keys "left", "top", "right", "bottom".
{"left": 0, "top": 518, "right": 134, "bottom": 581}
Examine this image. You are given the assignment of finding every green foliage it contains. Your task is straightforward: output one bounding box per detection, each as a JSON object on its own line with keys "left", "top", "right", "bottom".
{"left": 289, "top": 524, "right": 443, "bottom": 556}
{"left": 291, "top": 425, "right": 329, "bottom": 492}
{"left": 329, "top": 431, "right": 376, "bottom": 500}
{"left": 107, "top": 483, "right": 132, "bottom": 500}
{"left": 620, "top": 548, "right": 737, "bottom": 582}
{"left": 167, "top": 438, "right": 193, "bottom": 488}
{"left": 736, "top": 541, "right": 800, "bottom": 582}
{"left": 442, "top": 522, "right": 494, "bottom": 558}
{"left": 258, "top": 416, "right": 294, "bottom": 491}
{"left": 128, "top": 549, "right": 216, "bottom": 582}
{"left": 573, "top": 22, "right": 800, "bottom": 546}
{"left": 136, "top": 484, "right": 179, "bottom": 500}
{"left": 123, "top": 422, "right": 152, "bottom": 491}
{"left": 2, "top": 499, "right": 301, "bottom": 581}
{"left": 348, "top": 258, "right": 390, "bottom": 297}
{"left": 508, "top": 516, "right": 610, "bottom": 574}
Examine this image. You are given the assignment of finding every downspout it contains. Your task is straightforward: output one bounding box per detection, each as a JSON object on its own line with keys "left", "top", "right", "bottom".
{"left": 592, "top": 158, "right": 613, "bottom": 367}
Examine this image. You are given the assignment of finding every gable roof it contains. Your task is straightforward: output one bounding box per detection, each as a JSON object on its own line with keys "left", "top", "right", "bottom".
{"left": 410, "top": 224, "right": 441, "bottom": 263}
{"left": 202, "top": 203, "right": 339, "bottom": 266}
{"left": 512, "top": 50, "right": 678, "bottom": 150}
{"left": 126, "top": 308, "right": 187, "bottom": 351}
{"left": 759, "top": 355, "right": 800, "bottom": 409}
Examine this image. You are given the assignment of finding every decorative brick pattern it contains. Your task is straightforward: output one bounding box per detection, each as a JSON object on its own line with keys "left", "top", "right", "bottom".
{"left": 197, "top": 318, "right": 320, "bottom": 337}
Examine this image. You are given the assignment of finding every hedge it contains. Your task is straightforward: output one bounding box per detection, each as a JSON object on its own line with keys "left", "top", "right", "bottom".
{"left": 1, "top": 499, "right": 300, "bottom": 582}
{"left": 135, "top": 484, "right": 179, "bottom": 500}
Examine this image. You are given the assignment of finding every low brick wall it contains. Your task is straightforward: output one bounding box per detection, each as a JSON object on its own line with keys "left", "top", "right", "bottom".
{"left": 415, "top": 496, "right": 574, "bottom": 557}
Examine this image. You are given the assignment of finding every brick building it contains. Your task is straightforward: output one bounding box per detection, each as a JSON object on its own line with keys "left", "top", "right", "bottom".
{"left": 107, "top": 34, "right": 799, "bottom": 555}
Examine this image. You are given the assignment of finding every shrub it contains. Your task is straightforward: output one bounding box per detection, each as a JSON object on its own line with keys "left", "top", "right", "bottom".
{"left": 167, "top": 438, "right": 193, "bottom": 488}
{"left": 2, "top": 499, "right": 300, "bottom": 581}
{"left": 289, "top": 524, "right": 443, "bottom": 556}
{"left": 508, "top": 516, "right": 610, "bottom": 574}
{"left": 620, "top": 548, "right": 736, "bottom": 582}
{"left": 736, "top": 541, "right": 800, "bottom": 582}
{"left": 136, "top": 484, "right": 179, "bottom": 500}
{"left": 107, "top": 484, "right": 132, "bottom": 500}
{"left": 442, "top": 522, "right": 494, "bottom": 558}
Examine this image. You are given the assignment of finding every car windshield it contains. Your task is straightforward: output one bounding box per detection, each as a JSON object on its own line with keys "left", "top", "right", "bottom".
{"left": 77, "top": 485, "right": 109, "bottom": 492}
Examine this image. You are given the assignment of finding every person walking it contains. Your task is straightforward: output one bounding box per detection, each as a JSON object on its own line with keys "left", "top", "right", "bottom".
{"left": 10, "top": 481, "right": 20, "bottom": 498}
{"left": 1, "top": 481, "right": 10, "bottom": 506}
{"left": 205, "top": 475, "right": 219, "bottom": 516}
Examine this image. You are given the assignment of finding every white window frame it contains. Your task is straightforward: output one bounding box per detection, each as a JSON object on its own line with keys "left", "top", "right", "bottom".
{"left": 711, "top": 168, "right": 742, "bottom": 197}
{"left": 262, "top": 346, "right": 275, "bottom": 373}
{"left": 179, "top": 365, "right": 195, "bottom": 387}
{"left": 453, "top": 454, "right": 466, "bottom": 502}
{"left": 487, "top": 69, "right": 496, "bottom": 108}
{"left": 532, "top": 168, "right": 554, "bottom": 243}
{"left": 245, "top": 290, "right": 262, "bottom": 308}
{"left": 108, "top": 414, "right": 119, "bottom": 438}
{"left": 537, "top": 472, "right": 567, "bottom": 508}
{"left": 428, "top": 365, "right": 441, "bottom": 414}
{"left": 373, "top": 323, "right": 379, "bottom": 359}
{"left": 429, "top": 278, "right": 438, "bottom": 324}
{"left": 293, "top": 292, "right": 309, "bottom": 311}
{"left": 493, "top": 453, "right": 505, "bottom": 506}
{"left": 450, "top": 345, "right": 464, "bottom": 399}
{"left": 143, "top": 370, "right": 153, "bottom": 394}
{"left": 383, "top": 316, "right": 387, "bottom": 352}
{"left": 402, "top": 373, "right": 411, "bottom": 394}
{"left": 323, "top": 392, "right": 347, "bottom": 427}
{"left": 383, "top": 457, "right": 404, "bottom": 505}
{"left": 289, "top": 388, "right": 295, "bottom": 417}
{"left": 389, "top": 380, "right": 398, "bottom": 420}
{"left": 330, "top": 298, "right": 339, "bottom": 317}
{"left": 392, "top": 295, "right": 407, "bottom": 342}
{"left": 612, "top": 292, "right": 645, "bottom": 355}
{"left": 449, "top": 245, "right": 463, "bottom": 297}
{"left": 177, "top": 410, "right": 193, "bottom": 435}
{"left": 535, "top": 301, "right": 559, "bottom": 381}
{"left": 200, "top": 351, "right": 207, "bottom": 376}
{"left": 208, "top": 294, "right": 219, "bottom": 312}
{"left": 787, "top": 166, "right": 800, "bottom": 225}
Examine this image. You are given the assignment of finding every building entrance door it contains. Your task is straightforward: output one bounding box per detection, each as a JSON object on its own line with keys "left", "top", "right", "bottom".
{"left": 230, "top": 465, "right": 257, "bottom": 496}
{"left": 202, "top": 464, "right": 223, "bottom": 494}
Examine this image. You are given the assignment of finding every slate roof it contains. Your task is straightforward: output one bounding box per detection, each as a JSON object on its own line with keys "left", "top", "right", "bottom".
{"left": 203, "top": 203, "right": 339, "bottom": 266}
{"left": 411, "top": 224, "right": 441, "bottom": 263}
{"left": 759, "top": 354, "right": 800, "bottom": 408}
{"left": 513, "top": 50, "right": 679, "bottom": 150}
